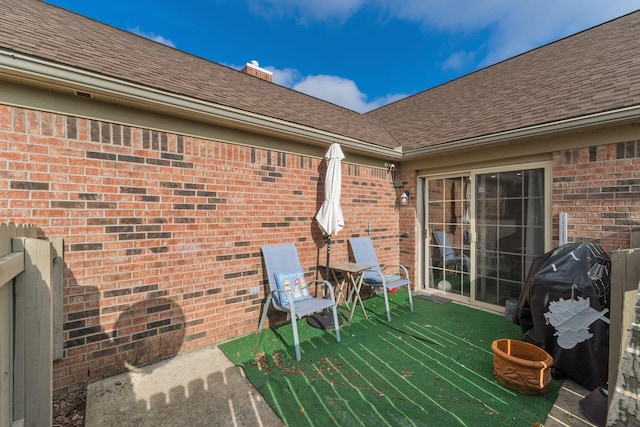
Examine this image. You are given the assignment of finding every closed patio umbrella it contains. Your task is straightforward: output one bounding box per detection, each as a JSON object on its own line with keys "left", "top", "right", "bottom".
{"left": 308, "top": 143, "right": 345, "bottom": 329}
{"left": 315, "top": 143, "right": 345, "bottom": 238}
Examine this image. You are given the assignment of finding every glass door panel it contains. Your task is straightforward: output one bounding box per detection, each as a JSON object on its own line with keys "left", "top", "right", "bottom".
{"left": 427, "top": 176, "right": 471, "bottom": 298}
{"left": 475, "top": 168, "right": 545, "bottom": 307}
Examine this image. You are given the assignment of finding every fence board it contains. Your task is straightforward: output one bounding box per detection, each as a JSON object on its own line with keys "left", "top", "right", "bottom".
{"left": 0, "top": 224, "right": 10, "bottom": 258}
{"left": 607, "top": 281, "right": 640, "bottom": 425}
{"left": 0, "top": 224, "right": 39, "bottom": 427}
{"left": 0, "top": 223, "right": 44, "bottom": 427}
{"left": 0, "top": 224, "right": 36, "bottom": 258}
{"left": 52, "top": 239, "right": 64, "bottom": 361}
{"left": 0, "top": 283, "right": 13, "bottom": 427}
{"left": 609, "top": 248, "right": 640, "bottom": 401}
{"left": 0, "top": 253, "right": 24, "bottom": 427}
{"left": 13, "top": 237, "right": 52, "bottom": 427}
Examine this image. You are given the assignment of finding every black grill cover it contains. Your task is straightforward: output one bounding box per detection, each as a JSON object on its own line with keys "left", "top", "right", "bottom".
{"left": 515, "top": 242, "right": 610, "bottom": 390}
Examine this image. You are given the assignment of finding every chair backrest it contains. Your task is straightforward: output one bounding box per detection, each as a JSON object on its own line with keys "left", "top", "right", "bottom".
{"left": 348, "top": 237, "right": 382, "bottom": 277}
{"left": 261, "top": 244, "right": 303, "bottom": 295}
{"left": 432, "top": 231, "right": 456, "bottom": 262}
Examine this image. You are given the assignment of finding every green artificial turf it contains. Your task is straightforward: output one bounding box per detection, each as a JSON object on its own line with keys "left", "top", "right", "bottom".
{"left": 220, "top": 290, "right": 560, "bottom": 427}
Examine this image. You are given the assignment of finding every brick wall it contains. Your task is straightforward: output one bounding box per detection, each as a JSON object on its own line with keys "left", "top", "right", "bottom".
{"left": 0, "top": 104, "right": 404, "bottom": 393}
{"left": 553, "top": 142, "right": 640, "bottom": 253}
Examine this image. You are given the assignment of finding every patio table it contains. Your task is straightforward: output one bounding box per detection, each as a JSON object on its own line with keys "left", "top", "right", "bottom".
{"left": 321, "top": 260, "right": 371, "bottom": 321}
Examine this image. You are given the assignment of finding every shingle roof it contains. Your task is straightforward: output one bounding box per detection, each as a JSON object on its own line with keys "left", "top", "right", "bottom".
{"left": 0, "top": 0, "right": 397, "bottom": 149}
{"left": 1, "top": 1, "right": 639, "bottom": 153}
{"left": 367, "top": 10, "right": 640, "bottom": 150}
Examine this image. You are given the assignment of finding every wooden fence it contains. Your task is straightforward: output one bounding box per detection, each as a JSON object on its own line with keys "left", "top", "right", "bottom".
{"left": 0, "top": 223, "right": 63, "bottom": 427}
{"left": 608, "top": 246, "right": 640, "bottom": 425}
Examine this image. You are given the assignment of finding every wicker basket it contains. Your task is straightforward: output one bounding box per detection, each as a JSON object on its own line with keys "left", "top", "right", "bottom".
{"left": 492, "top": 339, "right": 553, "bottom": 395}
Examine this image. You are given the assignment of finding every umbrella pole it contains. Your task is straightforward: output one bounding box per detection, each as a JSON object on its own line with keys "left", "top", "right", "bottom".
{"left": 308, "top": 234, "right": 344, "bottom": 329}
{"left": 325, "top": 234, "right": 331, "bottom": 280}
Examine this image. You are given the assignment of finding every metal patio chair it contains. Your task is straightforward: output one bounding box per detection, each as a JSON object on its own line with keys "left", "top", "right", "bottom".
{"left": 258, "top": 243, "right": 341, "bottom": 361}
{"left": 348, "top": 236, "right": 414, "bottom": 321}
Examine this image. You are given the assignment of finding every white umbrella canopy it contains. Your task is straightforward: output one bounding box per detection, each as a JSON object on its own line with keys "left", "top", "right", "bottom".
{"left": 309, "top": 143, "right": 345, "bottom": 329}
{"left": 315, "top": 143, "right": 345, "bottom": 236}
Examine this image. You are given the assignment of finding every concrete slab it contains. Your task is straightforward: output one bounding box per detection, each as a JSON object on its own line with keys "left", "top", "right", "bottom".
{"left": 85, "top": 346, "right": 284, "bottom": 427}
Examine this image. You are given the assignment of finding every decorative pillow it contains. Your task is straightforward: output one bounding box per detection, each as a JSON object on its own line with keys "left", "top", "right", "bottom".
{"left": 274, "top": 269, "right": 311, "bottom": 306}
{"left": 363, "top": 273, "right": 401, "bottom": 285}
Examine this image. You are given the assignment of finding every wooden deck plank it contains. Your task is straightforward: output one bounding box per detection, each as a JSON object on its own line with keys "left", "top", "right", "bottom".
{"left": 545, "top": 380, "right": 597, "bottom": 427}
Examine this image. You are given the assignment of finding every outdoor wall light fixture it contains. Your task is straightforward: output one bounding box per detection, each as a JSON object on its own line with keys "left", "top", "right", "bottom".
{"left": 384, "top": 162, "right": 396, "bottom": 173}
{"left": 400, "top": 191, "right": 410, "bottom": 206}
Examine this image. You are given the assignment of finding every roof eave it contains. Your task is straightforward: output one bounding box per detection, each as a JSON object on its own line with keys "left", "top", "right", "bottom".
{"left": 0, "top": 48, "right": 402, "bottom": 160}
{"left": 401, "top": 105, "right": 640, "bottom": 160}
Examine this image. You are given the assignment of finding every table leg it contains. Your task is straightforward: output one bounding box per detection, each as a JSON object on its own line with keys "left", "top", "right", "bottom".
{"left": 349, "top": 272, "right": 368, "bottom": 321}
{"left": 332, "top": 269, "right": 351, "bottom": 310}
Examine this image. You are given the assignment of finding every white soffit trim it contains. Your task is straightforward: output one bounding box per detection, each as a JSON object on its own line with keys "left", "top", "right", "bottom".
{"left": 0, "top": 49, "right": 400, "bottom": 159}
{"left": 403, "top": 105, "right": 640, "bottom": 159}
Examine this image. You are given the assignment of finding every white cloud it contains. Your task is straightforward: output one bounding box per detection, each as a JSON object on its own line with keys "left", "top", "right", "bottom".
{"left": 261, "top": 67, "right": 405, "bottom": 112}
{"left": 377, "top": 0, "right": 508, "bottom": 32}
{"left": 129, "top": 27, "right": 176, "bottom": 48}
{"left": 264, "top": 66, "right": 300, "bottom": 87}
{"left": 291, "top": 74, "right": 405, "bottom": 113}
{"left": 442, "top": 50, "right": 477, "bottom": 71}
{"left": 382, "top": 0, "right": 639, "bottom": 68}
{"left": 477, "top": 1, "right": 640, "bottom": 66}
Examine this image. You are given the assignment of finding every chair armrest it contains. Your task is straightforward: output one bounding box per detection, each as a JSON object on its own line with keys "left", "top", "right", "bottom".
{"left": 307, "top": 279, "right": 337, "bottom": 302}
{"left": 381, "top": 264, "right": 410, "bottom": 278}
{"left": 270, "top": 288, "right": 293, "bottom": 309}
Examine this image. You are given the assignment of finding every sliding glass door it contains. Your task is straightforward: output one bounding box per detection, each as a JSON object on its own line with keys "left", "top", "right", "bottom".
{"left": 424, "top": 165, "right": 548, "bottom": 310}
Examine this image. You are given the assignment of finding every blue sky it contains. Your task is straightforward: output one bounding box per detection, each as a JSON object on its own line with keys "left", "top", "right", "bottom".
{"left": 45, "top": 0, "right": 638, "bottom": 113}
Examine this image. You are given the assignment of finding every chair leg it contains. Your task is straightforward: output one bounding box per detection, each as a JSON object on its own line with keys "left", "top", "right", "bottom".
{"left": 331, "top": 306, "right": 341, "bottom": 343}
{"left": 407, "top": 284, "right": 414, "bottom": 312}
{"left": 382, "top": 284, "right": 391, "bottom": 321}
{"left": 258, "top": 294, "right": 271, "bottom": 331}
{"left": 291, "top": 315, "right": 301, "bottom": 361}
